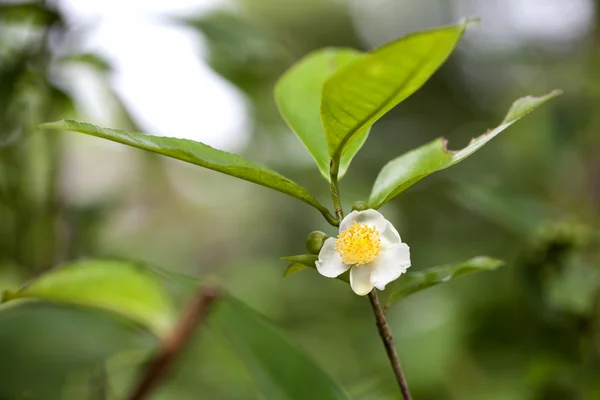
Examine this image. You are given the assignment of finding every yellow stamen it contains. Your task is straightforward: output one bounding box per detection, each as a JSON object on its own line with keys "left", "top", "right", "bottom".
{"left": 335, "top": 221, "right": 381, "bottom": 265}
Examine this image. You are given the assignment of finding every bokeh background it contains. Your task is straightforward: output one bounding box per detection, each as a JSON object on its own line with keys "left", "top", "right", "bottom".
{"left": 1, "top": 0, "right": 600, "bottom": 399}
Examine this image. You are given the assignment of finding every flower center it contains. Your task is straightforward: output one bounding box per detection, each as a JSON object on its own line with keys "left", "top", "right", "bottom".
{"left": 334, "top": 221, "right": 381, "bottom": 265}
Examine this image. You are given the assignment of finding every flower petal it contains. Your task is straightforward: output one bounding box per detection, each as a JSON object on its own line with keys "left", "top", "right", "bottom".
{"left": 380, "top": 220, "right": 401, "bottom": 246}
{"left": 369, "top": 243, "right": 411, "bottom": 290}
{"left": 315, "top": 237, "right": 351, "bottom": 278}
{"left": 339, "top": 209, "right": 387, "bottom": 234}
{"left": 350, "top": 265, "right": 374, "bottom": 295}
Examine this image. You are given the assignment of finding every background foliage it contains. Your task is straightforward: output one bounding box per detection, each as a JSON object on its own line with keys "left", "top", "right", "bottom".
{"left": 1, "top": 0, "right": 600, "bottom": 399}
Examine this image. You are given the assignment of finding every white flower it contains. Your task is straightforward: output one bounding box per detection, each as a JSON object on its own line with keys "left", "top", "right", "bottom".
{"left": 316, "top": 209, "right": 411, "bottom": 295}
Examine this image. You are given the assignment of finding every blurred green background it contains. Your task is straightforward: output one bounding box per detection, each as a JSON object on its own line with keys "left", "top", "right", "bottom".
{"left": 1, "top": 0, "right": 600, "bottom": 399}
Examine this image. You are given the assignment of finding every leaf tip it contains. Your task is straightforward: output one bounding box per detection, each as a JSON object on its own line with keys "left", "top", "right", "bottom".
{"left": 283, "top": 263, "right": 308, "bottom": 277}
{"left": 503, "top": 89, "right": 563, "bottom": 123}
{"left": 459, "top": 16, "right": 482, "bottom": 30}
{"left": 471, "top": 256, "right": 505, "bottom": 270}
{"left": 283, "top": 264, "right": 294, "bottom": 277}
{"left": 549, "top": 88, "right": 564, "bottom": 97}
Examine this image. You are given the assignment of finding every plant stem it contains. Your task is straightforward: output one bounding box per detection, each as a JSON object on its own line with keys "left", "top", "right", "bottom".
{"left": 330, "top": 158, "right": 344, "bottom": 220}
{"left": 329, "top": 157, "right": 409, "bottom": 397}
{"left": 321, "top": 208, "right": 340, "bottom": 227}
{"left": 367, "top": 289, "right": 412, "bottom": 400}
{"left": 127, "top": 285, "right": 220, "bottom": 400}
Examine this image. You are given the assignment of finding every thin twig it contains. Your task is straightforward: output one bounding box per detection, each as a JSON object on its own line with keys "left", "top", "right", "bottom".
{"left": 367, "top": 289, "right": 412, "bottom": 400}
{"left": 127, "top": 285, "right": 220, "bottom": 400}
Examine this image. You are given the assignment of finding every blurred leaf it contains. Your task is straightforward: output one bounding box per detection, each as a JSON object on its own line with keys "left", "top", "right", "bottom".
{"left": 321, "top": 20, "right": 471, "bottom": 160}
{"left": 546, "top": 262, "right": 600, "bottom": 316}
{"left": 275, "top": 48, "right": 369, "bottom": 180}
{"left": 184, "top": 11, "right": 287, "bottom": 93}
{"left": 0, "top": 49, "right": 29, "bottom": 144}
{"left": 39, "top": 120, "right": 336, "bottom": 223}
{"left": 0, "top": 2, "right": 60, "bottom": 26}
{"left": 450, "top": 182, "right": 547, "bottom": 237}
{"left": 369, "top": 90, "right": 562, "bottom": 208}
{"left": 386, "top": 257, "right": 504, "bottom": 308}
{"left": 212, "top": 297, "right": 350, "bottom": 400}
{"left": 0, "top": 301, "right": 155, "bottom": 399}
{"left": 2, "top": 259, "right": 176, "bottom": 336}
{"left": 60, "top": 53, "right": 112, "bottom": 73}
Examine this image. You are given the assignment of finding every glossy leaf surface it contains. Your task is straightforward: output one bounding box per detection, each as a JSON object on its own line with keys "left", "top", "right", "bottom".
{"left": 275, "top": 48, "right": 368, "bottom": 180}
{"left": 39, "top": 120, "right": 335, "bottom": 223}
{"left": 321, "top": 20, "right": 470, "bottom": 160}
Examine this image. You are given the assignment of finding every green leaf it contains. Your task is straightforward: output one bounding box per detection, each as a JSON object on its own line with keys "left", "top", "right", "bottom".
{"left": 280, "top": 254, "right": 319, "bottom": 266}
{"left": 2, "top": 259, "right": 177, "bottom": 336}
{"left": 281, "top": 254, "right": 318, "bottom": 277}
{"left": 275, "top": 48, "right": 369, "bottom": 180}
{"left": 283, "top": 263, "right": 310, "bottom": 277}
{"left": 385, "top": 257, "right": 504, "bottom": 308}
{"left": 321, "top": 19, "right": 471, "bottom": 160}
{"left": 212, "top": 297, "right": 350, "bottom": 400}
{"left": 281, "top": 254, "right": 318, "bottom": 278}
{"left": 39, "top": 120, "right": 336, "bottom": 224}
{"left": 369, "top": 90, "right": 562, "bottom": 208}
{"left": 1, "top": 260, "right": 351, "bottom": 398}
{"left": 0, "top": 301, "right": 155, "bottom": 399}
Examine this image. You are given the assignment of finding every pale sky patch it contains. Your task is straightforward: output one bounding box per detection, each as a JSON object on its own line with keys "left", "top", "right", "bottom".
{"left": 56, "top": 0, "right": 250, "bottom": 152}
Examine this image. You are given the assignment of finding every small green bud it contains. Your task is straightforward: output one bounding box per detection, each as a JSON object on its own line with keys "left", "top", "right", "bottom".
{"left": 306, "top": 231, "right": 329, "bottom": 254}
{"left": 352, "top": 201, "right": 370, "bottom": 212}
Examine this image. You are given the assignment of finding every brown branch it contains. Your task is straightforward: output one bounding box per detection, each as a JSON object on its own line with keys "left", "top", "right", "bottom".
{"left": 127, "top": 285, "right": 220, "bottom": 400}
{"left": 367, "top": 289, "right": 412, "bottom": 400}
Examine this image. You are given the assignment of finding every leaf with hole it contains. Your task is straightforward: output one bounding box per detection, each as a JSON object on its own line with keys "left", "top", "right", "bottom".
{"left": 369, "top": 90, "right": 562, "bottom": 209}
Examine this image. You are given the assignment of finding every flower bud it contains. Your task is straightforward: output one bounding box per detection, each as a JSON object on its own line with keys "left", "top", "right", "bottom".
{"left": 351, "top": 201, "right": 370, "bottom": 212}
{"left": 306, "top": 231, "right": 328, "bottom": 254}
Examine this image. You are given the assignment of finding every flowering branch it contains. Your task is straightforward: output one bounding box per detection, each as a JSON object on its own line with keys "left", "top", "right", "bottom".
{"left": 127, "top": 285, "right": 220, "bottom": 400}
{"left": 326, "top": 159, "right": 411, "bottom": 398}
{"left": 367, "top": 289, "right": 412, "bottom": 400}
